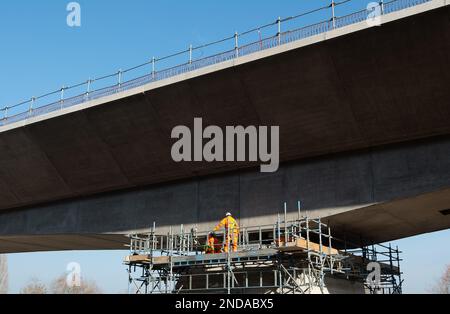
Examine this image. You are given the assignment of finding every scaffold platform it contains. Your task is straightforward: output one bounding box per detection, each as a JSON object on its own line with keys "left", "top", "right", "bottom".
{"left": 124, "top": 203, "right": 403, "bottom": 294}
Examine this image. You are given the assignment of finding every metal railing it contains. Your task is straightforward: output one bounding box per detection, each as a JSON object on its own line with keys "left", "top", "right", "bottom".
{"left": 0, "top": 0, "right": 432, "bottom": 127}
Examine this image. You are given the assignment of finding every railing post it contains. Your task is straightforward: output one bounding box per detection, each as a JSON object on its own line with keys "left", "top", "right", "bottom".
{"left": 189, "top": 45, "right": 193, "bottom": 64}
{"left": 331, "top": 0, "right": 336, "bottom": 29}
{"left": 380, "top": 0, "right": 384, "bottom": 14}
{"left": 118, "top": 69, "right": 122, "bottom": 87}
{"left": 29, "top": 97, "right": 35, "bottom": 115}
{"left": 86, "top": 78, "right": 91, "bottom": 96}
{"left": 3, "top": 107, "right": 8, "bottom": 120}
{"left": 277, "top": 17, "right": 281, "bottom": 45}
{"left": 60, "top": 86, "right": 65, "bottom": 109}
{"left": 151, "top": 57, "right": 156, "bottom": 79}
{"left": 234, "top": 32, "right": 239, "bottom": 58}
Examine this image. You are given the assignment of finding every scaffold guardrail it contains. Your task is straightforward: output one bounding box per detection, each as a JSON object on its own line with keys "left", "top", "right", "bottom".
{"left": 124, "top": 202, "right": 403, "bottom": 295}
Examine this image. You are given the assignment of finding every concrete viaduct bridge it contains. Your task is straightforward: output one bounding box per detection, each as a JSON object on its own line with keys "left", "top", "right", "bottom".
{"left": 0, "top": 0, "right": 449, "bottom": 253}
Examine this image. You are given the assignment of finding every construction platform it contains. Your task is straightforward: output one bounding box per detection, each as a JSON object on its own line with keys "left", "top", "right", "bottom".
{"left": 124, "top": 204, "right": 402, "bottom": 294}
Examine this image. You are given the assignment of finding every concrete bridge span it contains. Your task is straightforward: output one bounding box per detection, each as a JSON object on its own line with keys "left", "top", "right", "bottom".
{"left": 1, "top": 136, "right": 450, "bottom": 253}
{"left": 0, "top": 1, "right": 450, "bottom": 253}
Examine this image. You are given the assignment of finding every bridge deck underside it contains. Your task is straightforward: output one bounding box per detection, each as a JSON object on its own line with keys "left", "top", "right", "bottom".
{"left": 0, "top": 5, "right": 449, "bottom": 212}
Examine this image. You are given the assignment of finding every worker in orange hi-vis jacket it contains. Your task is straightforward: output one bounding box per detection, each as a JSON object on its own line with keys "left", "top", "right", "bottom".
{"left": 206, "top": 232, "right": 222, "bottom": 254}
{"left": 213, "top": 212, "right": 240, "bottom": 253}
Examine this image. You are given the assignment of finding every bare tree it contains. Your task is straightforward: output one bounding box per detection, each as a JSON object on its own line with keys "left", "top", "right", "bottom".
{"left": 0, "top": 255, "right": 7, "bottom": 294}
{"left": 20, "top": 278, "right": 48, "bottom": 294}
{"left": 432, "top": 264, "right": 450, "bottom": 294}
{"left": 50, "top": 274, "right": 102, "bottom": 294}
{"left": 20, "top": 274, "right": 102, "bottom": 294}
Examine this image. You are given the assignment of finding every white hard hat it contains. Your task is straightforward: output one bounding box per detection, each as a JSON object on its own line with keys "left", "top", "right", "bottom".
{"left": 225, "top": 212, "right": 232, "bottom": 217}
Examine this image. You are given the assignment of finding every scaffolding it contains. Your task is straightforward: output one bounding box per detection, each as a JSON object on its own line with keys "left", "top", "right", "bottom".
{"left": 344, "top": 243, "right": 403, "bottom": 294}
{"left": 124, "top": 204, "right": 403, "bottom": 295}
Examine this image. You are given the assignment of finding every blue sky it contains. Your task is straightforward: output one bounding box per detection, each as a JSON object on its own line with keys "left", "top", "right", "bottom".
{"left": 0, "top": 0, "right": 375, "bottom": 109}
{"left": 1, "top": 0, "right": 449, "bottom": 293}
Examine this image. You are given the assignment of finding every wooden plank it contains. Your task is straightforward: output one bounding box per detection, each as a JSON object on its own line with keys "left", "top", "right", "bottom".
{"left": 279, "top": 238, "right": 339, "bottom": 255}
{"left": 124, "top": 255, "right": 150, "bottom": 263}
{"left": 124, "top": 255, "right": 170, "bottom": 265}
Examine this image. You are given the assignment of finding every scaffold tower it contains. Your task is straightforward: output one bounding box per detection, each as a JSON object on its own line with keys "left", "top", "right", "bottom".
{"left": 124, "top": 202, "right": 403, "bottom": 294}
